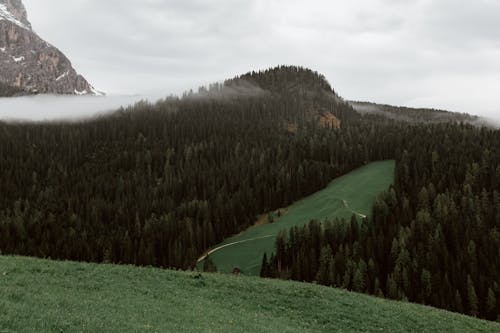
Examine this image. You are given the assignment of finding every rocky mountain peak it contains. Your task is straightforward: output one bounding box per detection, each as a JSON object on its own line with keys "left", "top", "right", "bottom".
{"left": 0, "top": 0, "right": 100, "bottom": 95}
{"left": 0, "top": 0, "right": 31, "bottom": 29}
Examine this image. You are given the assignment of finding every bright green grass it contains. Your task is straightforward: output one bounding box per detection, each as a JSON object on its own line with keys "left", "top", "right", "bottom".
{"left": 203, "top": 160, "right": 395, "bottom": 275}
{"left": 0, "top": 256, "right": 498, "bottom": 333}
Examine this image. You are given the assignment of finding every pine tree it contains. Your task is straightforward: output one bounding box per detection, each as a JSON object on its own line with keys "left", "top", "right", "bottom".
{"left": 387, "top": 275, "right": 399, "bottom": 300}
{"left": 454, "top": 290, "right": 463, "bottom": 314}
{"left": 486, "top": 288, "right": 496, "bottom": 320}
{"left": 316, "top": 246, "right": 333, "bottom": 285}
{"left": 421, "top": 269, "right": 432, "bottom": 302}
{"left": 203, "top": 255, "right": 217, "bottom": 273}
{"left": 260, "top": 253, "right": 270, "bottom": 278}
{"left": 352, "top": 259, "right": 367, "bottom": 292}
{"left": 467, "top": 275, "right": 479, "bottom": 317}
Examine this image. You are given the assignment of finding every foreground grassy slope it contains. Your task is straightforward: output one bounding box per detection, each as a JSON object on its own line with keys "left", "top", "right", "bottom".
{"left": 0, "top": 256, "right": 498, "bottom": 333}
{"left": 204, "top": 160, "right": 395, "bottom": 275}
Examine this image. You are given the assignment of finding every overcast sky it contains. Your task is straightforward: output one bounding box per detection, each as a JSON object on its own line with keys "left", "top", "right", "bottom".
{"left": 22, "top": 0, "right": 500, "bottom": 118}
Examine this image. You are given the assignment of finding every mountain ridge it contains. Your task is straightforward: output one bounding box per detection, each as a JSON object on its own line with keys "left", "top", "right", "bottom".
{"left": 349, "top": 100, "right": 481, "bottom": 125}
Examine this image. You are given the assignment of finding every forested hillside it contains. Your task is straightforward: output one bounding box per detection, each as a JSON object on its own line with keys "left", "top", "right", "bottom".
{"left": 265, "top": 123, "right": 500, "bottom": 320}
{"left": 0, "top": 66, "right": 498, "bottom": 321}
{"left": 0, "top": 67, "right": 396, "bottom": 269}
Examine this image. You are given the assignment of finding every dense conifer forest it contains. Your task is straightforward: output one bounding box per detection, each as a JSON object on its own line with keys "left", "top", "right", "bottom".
{"left": 264, "top": 123, "right": 500, "bottom": 320}
{"left": 349, "top": 101, "right": 481, "bottom": 125}
{"left": 0, "top": 66, "right": 498, "bottom": 320}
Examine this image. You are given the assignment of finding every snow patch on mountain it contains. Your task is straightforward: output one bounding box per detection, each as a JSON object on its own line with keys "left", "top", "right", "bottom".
{"left": 90, "top": 86, "right": 105, "bottom": 96}
{"left": 12, "top": 55, "right": 24, "bottom": 62}
{"left": 56, "top": 71, "right": 69, "bottom": 81}
{"left": 0, "top": 4, "right": 30, "bottom": 30}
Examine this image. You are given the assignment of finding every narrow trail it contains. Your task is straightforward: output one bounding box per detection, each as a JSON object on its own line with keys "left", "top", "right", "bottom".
{"left": 198, "top": 198, "right": 366, "bottom": 264}
{"left": 197, "top": 235, "right": 274, "bottom": 263}
{"left": 341, "top": 199, "right": 367, "bottom": 219}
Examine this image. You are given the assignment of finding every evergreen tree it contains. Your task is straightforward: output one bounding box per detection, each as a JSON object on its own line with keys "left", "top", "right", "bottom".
{"left": 260, "top": 253, "right": 270, "bottom": 278}
{"left": 454, "top": 290, "right": 464, "bottom": 314}
{"left": 467, "top": 275, "right": 479, "bottom": 317}
{"left": 421, "top": 269, "right": 432, "bottom": 302}
{"left": 486, "top": 288, "right": 496, "bottom": 320}
{"left": 316, "top": 246, "right": 333, "bottom": 285}
{"left": 203, "top": 256, "right": 217, "bottom": 273}
{"left": 352, "top": 260, "right": 367, "bottom": 292}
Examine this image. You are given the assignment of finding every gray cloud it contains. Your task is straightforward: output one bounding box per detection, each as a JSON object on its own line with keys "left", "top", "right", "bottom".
{"left": 21, "top": 0, "right": 500, "bottom": 120}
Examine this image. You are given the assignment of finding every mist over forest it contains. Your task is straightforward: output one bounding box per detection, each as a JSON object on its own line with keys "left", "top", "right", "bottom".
{"left": 0, "top": 94, "right": 163, "bottom": 122}
{"left": 1, "top": 90, "right": 499, "bottom": 126}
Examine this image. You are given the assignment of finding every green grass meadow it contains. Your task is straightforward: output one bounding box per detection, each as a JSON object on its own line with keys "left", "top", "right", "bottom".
{"left": 203, "top": 160, "right": 395, "bottom": 275}
{"left": 1, "top": 256, "right": 498, "bottom": 332}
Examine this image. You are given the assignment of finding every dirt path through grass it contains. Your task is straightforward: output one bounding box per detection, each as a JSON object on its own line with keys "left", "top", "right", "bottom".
{"left": 197, "top": 235, "right": 274, "bottom": 263}
{"left": 341, "top": 198, "right": 367, "bottom": 219}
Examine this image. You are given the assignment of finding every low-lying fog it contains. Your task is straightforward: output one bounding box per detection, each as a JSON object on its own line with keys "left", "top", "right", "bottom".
{"left": 0, "top": 82, "right": 266, "bottom": 123}
{"left": 1, "top": 94, "right": 499, "bottom": 128}
{"left": 0, "top": 94, "right": 166, "bottom": 122}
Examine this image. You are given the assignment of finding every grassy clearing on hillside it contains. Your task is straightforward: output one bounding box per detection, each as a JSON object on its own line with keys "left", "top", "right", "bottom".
{"left": 203, "top": 160, "right": 395, "bottom": 275}
{"left": 0, "top": 256, "right": 498, "bottom": 333}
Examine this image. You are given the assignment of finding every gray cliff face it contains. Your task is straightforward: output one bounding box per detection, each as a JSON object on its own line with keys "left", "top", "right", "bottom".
{"left": 0, "top": 0, "right": 99, "bottom": 95}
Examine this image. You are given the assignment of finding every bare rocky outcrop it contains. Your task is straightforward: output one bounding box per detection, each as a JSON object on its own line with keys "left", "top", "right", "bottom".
{"left": 0, "top": 0, "right": 100, "bottom": 95}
